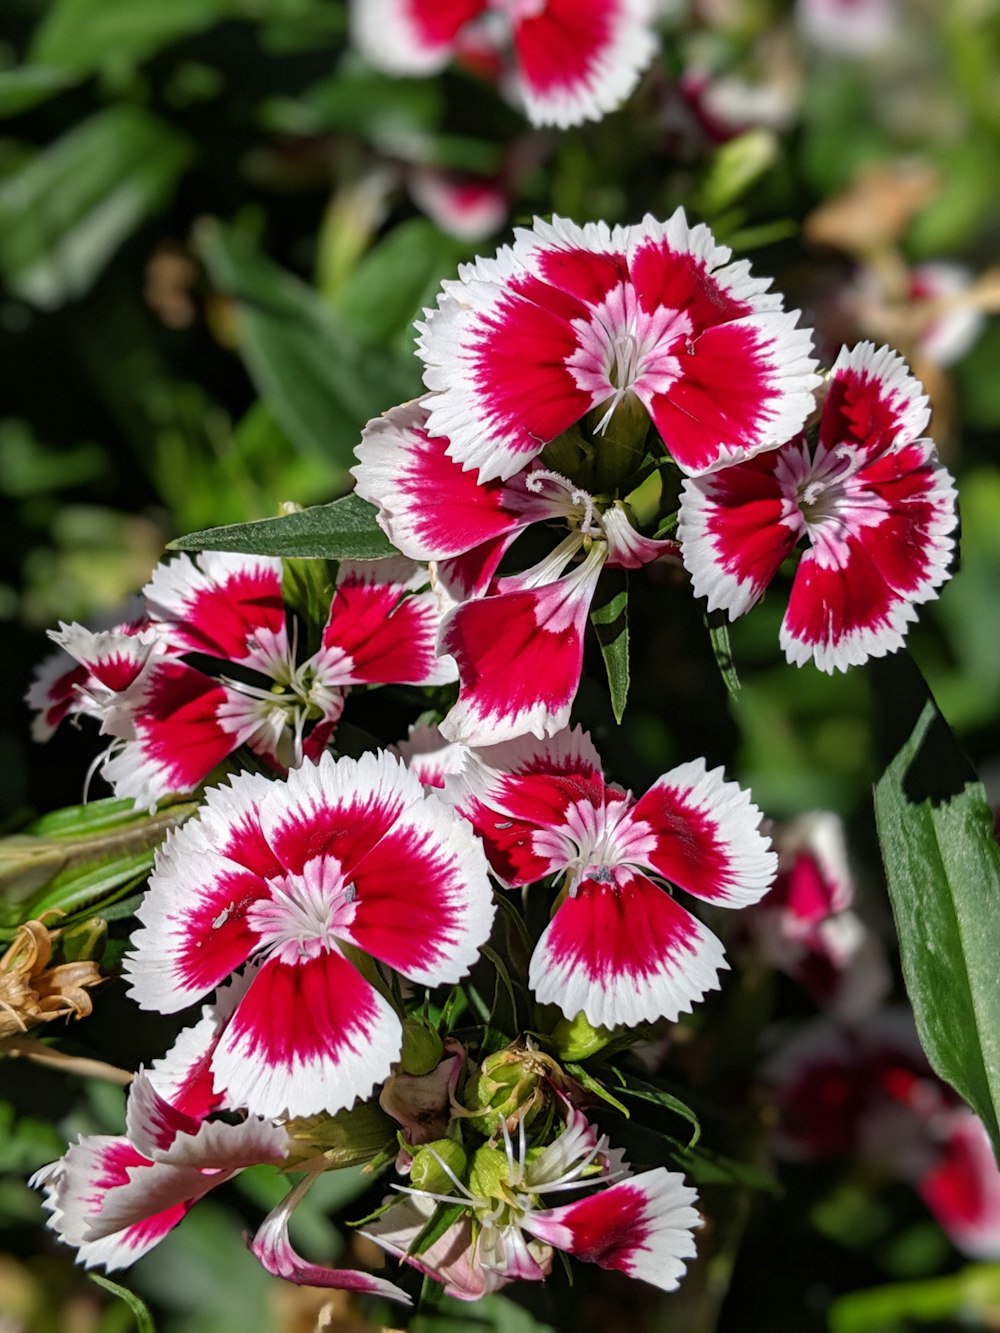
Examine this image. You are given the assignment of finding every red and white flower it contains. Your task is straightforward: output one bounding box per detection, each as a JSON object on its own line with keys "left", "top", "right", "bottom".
{"left": 919, "top": 1110, "right": 1000, "bottom": 1260}
{"left": 350, "top": 0, "right": 659, "bottom": 129}
{"left": 445, "top": 726, "right": 775, "bottom": 1027}
{"left": 354, "top": 399, "right": 678, "bottom": 743}
{"left": 63, "top": 551, "right": 455, "bottom": 807}
{"left": 363, "top": 1105, "right": 700, "bottom": 1298}
{"left": 678, "top": 342, "right": 958, "bottom": 672}
{"left": 124, "top": 750, "right": 495, "bottom": 1119}
{"left": 416, "top": 211, "right": 819, "bottom": 482}
{"left": 27, "top": 617, "right": 165, "bottom": 742}
{"left": 32, "top": 988, "right": 287, "bottom": 1273}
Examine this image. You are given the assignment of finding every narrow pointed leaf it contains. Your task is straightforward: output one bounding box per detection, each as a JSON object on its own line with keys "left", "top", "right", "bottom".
{"left": 706, "top": 609, "right": 740, "bottom": 698}
{"left": 873, "top": 653, "right": 1000, "bottom": 1157}
{"left": 89, "top": 1274, "right": 156, "bottom": 1333}
{"left": 169, "top": 493, "right": 398, "bottom": 560}
{"left": 590, "top": 570, "right": 629, "bottom": 723}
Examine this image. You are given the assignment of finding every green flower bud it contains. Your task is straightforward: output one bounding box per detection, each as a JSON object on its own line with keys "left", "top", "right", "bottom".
{"left": 550, "top": 1010, "right": 617, "bottom": 1062}
{"left": 400, "top": 1019, "right": 444, "bottom": 1076}
{"left": 410, "top": 1138, "right": 468, "bottom": 1195}
{"left": 284, "top": 1100, "right": 395, "bottom": 1170}
{"left": 468, "top": 1144, "right": 510, "bottom": 1205}
{"left": 588, "top": 393, "right": 649, "bottom": 493}
{"left": 464, "top": 1041, "right": 563, "bottom": 1134}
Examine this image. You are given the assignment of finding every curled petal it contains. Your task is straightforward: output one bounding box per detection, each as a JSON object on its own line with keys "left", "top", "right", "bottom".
{"left": 27, "top": 650, "right": 97, "bottom": 741}
{"left": 32, "top": 1137, "right": 207, "bottom": 1271}
{"left": 252, "top": 1176, "right": 412, "bottom": 1302}
{"left": 363, "top": 1198, "right": 511, "bottom": 1301}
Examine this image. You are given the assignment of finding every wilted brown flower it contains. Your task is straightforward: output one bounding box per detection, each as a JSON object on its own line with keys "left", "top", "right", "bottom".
{"left": 0, "top": 917, "right": 103, "bottom": 1039}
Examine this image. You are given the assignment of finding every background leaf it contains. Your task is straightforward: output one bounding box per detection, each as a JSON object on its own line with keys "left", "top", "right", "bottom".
{"left": 196, "top": 221, "right": 421, "bottom": 480}
{"left": 0, "top": 106, "right": 193, "bottom": 308}
{"left": 873, "top": 653, "right": 1000, "bottom": 1156}
{"left": 29, "top": 0, "right": 233, "bottom": 73}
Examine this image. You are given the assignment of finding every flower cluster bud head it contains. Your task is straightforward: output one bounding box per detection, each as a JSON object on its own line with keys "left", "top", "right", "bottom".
{"left": 464, "top": 1042, "right": 564, "bottom": 1135}
{"left": 400, "top": 1018, "right": 444, "bottom": 1076}
{"left": 410, "top": 1138, "right": 468, "bottom": 1195}
{"left": 283, "top": 1100, "right": 396, "bottom": 1171}
{"left": 549, "top": 1010, "right": 618, "bottom": 1063}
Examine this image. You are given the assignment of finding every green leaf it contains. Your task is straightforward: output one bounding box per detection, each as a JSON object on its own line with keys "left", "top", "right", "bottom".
{"left": 590, "top": 569, "right": 629, "bottom": 723}
{"left": 706, "top": 609, "right": 740, "bottom": 698}
{"left": 410, "top": 1202, "right": 467, "bottom": 1258}
{"left": 609, "top": 1071, "right": 700, "bottom": 1146}
{"left": 195, "top": 220, "right": 421, "bottom": 477}
{"left": 89, "top": 1274, "right": 156, "bottom": 1333}
{"left": 0, "top": 67, "right": 78, "bottom": 117}
{"left": 562, "top": 1062, "right": 630, "bottom": 1117}
{"left": 828, "top": 1264, "right": 1000, "bottom": 1333}
{"left": 666, "top": 1138, "right": 781, "bottom": 1194}
{"left": 411, "top": 1294, "right": 556, "bottom": 1333}
{"left": 873, "top": 653, "right": 1000, "bottom": 1156}
{"left": 30, "top": 0, "right": 232, "bottom": 73}
{"left": 169, "top": 493, "right": 398, "bottom": 560}
{"left": 0, "top": 105, "right": 193, "bottom": 308}
{"left": 332, "top": 218, "right": 471, "bottom": 350}
{"left": 0, "top": 798, "right": 197, "bottom": 935}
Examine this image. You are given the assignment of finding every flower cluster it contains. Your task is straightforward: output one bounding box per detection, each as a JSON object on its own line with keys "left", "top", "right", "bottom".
{"left": 27, "top": 201, "right": 965, "bottom": 1308}
{"left": 29, "top": 552, "right": 452, "bottom": 808}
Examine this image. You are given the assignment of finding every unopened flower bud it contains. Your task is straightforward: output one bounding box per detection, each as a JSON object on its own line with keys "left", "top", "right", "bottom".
{"left": 468, "top": 1144, "right": 509, "bottom": 1204}
{"left": 284, "top": 1100, "right": 396, "bottom": 1170}
{"left": 464, "top": 1041, "right": 563, "bottom": 1134}
{"left": 410, "top": 1138, "right": 468, "bottom": 1195}
{"left": 589, "top": 392, "right": 650, "bottom": 493}
{"left": 550, "top": 1010, "right": 617, "bottom": 1062}
{"left": 400, "top": 1019, "right": 444, "bottom": 1076}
